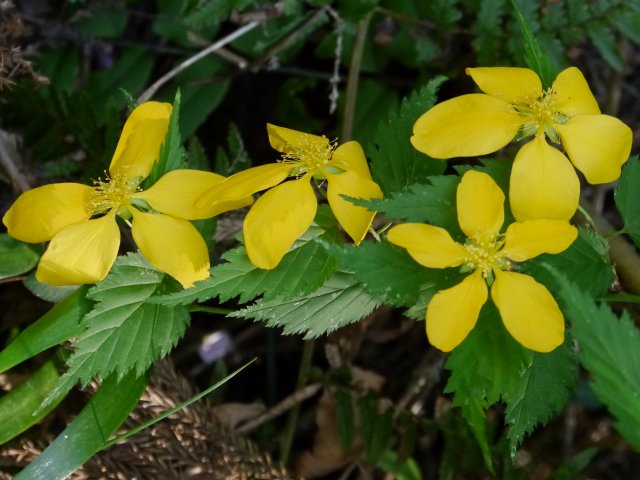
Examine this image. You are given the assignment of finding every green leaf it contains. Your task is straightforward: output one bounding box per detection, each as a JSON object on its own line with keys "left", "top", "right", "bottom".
{"left": 332, "top": 241, "right": 463, "bottom": 308}
{"left": 510, "top": 0, "right": 557, "bottom": 87}
{"left": 231, "top": 271, "right": 379, "bottom": 339}
{"left": 445, "top": 304, "right": 532, "bottom": 472}
{"left": 144, "top": 90, "right": 186, "bottom": 187}
{"left": 23, "top": 275, "right": 78, "bottom": 303}
{"left": 0, "top": 234, "right": 40, "bottom": 279}
{"left": 608, "top": 10, "right": 640, "bottom": 45}
{"left": 0, "top": 358, "right": 66, "bottom": 445}
{"left": 523, "top": 228, "right": 613, "bottom": 297}
{"left": 183, "top": 0, "right": 254, "bottom": 29}
{"left": 70, "top": 7, "right": 128, "bottom": 38}
{"left": 377, "top": 450, "right": 422, "bottom": 480}
{"left": 367, "top": 77, "right": 448, "bottom": 194}
{"left": 334, "top": 388, "right": 355, "bottom": 451}
{"left": 350, "top": 176, "right": 460, "bottom": 236}
{"left": 504, "top": 339, "right": 578, "bottom": 458}
{"left": 152, "top": 226, "right": 337, "bottom": 306}
{"left": 43, "top": 254, "right": 189, "bottom": 403}
{"left": 0, "top": 286, "right": 91, "bottom": 374}
{"left": 586, "top": 21, "right": 625, "bottom": 71}
{"left": 615, "top": 155, "right": 640, "bottom": 247}
{"left": 13, "top": 370, "right": 148, "bottom": 480}
{"left": 550, "top": 267, "right": 640, "bottom": 449}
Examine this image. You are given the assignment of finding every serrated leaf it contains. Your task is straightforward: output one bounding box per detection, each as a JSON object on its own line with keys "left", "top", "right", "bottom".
{"left": 43, "top": 254, "right": 189, "bottom": 404}
{"left": 510, "top": 0, "right": 557, "bottom": 87}
{"left": 332, "top": 241, "right": 463, "bottom": 307}
{"left": 0, "top": 286, "right": 91, "bottom": 374}
{"left": 144, "top": 90, "right": 186, "bottom": 187}
{"left": 231, "top": 271, "right": 379, "bottom": 339}
{"left": 615, "top": 155, "right": 640, "bottom": 248}
{"left": 445, "top": 304, "right": 532, "bottom": 471}
{"left": 0, "top": 234, "right": 41, "bottom": 279}
{"left": 523, "top": 228, "right": 613, "bottom": 297}
{"left": 505, "top": 339, "right": 578, "bottom": 458}
{"left": 549, "top": 266, "right": 640, "bottom": 449}
{"left": 152, "top": 226, "right": 336, "bottom": 306}
{"left": 586, "top": 21, "right": 624, "bottom": 71}
{"left": 350, "top": 175, "right": 460, "bottom": 235}
{"left": 367, "top": 78, "right": 448, "bottom": 194}
{"left": 608, "top": 10, "right": 640, "bottom": 45}
{"left": 14, "top": 370, "right": 148, "bottom": 480}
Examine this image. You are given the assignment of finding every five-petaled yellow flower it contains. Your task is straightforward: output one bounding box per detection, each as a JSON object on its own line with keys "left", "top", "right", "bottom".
{"left": 3, "top": 102, "right": 251, "bottom": 288}
{"left": 411, "top": 67, "right": 633, "bottom": 222}
{"left": 198, "top": 124, "right": 383, "bottom": 269}
{"left": 387, "top": 171, "right": 577, "bottom": 352}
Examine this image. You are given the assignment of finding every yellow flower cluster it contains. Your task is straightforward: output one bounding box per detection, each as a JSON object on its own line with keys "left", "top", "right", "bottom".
{"left": 2, "top": 66, "right": 632, "bottom": 355}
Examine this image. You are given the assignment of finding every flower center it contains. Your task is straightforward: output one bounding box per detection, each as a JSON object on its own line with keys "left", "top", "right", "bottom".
{"left": 463, "top": 237, "right": 511, "bottom": 279}
{"left": 86, "top": 171, "right": 139, "bottom": 217}
{"left": 512, "top": 88, "right": 570, "bottom": 142}
{"left": 280, "top": 138, "right": 337, "bottom": 177}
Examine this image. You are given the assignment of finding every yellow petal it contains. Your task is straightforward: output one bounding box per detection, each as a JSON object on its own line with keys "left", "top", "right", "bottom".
{"left": 411, "top": 94, "right": 522, "bottom": 159}
{"left": 426, "top": 270, "right": 488, "bottom": 352}
{"left": 510, "top": 135, "right": 580, "bottom": 221}
{"left": 267, "top": 123, "right": 329, "bottom": 154}
{"left": 501, "top": 220, "right": 578, "bottom": 261}
{"left": 197, "top": 163, "right": 291, "bottom": 207}
{"left": 330, "top": 141, "right": 372, "bottom": 179}
{"left": 244, "top": 177, "right": 317, "bottom": 269}
{"left": 3, "top": 183, "right": 92, "bottom": 243}
{"left": 133, "top": 169, "right": 252, "bottom": 220}
{"left": 466, "top": 67, "right": 542, "bottom": 103}
{"left": 491, "top": 270, "right": 564, "bottom": 352}
{"left": 326, "top": 170, "right": 382, "bottom": 244}
{"left": 36, "top": 213, "right": 120, "bottom": 285}
{"left": 130, "top": 209, "right": 209, "bottom": 288}
{"left": 109, "top": 102, "right": 172, "bottom": 181}
{"left": 387, "top": 223, "right": 467, "bottom": 269}
{"left": 556, "top": 114, "right": 632, "bottom": 184}
{"left": 552, "top": 67, "right": 600, "bottom": 116}
{"left": 457, "top": 170, "right": 504, "bottom": 244}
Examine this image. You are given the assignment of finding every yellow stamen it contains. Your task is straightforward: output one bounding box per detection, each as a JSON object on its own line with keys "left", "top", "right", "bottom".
{"left": 512, "top": 88, "right": 568, "bottom": 140}
{"left": 86, "top": 171, "right": 140, "bottom": 217}
{"left": 463, "top": 237, "right": 511, "bottom": 278}
{"left": 280, "top": 137, "right": 337, "bottom": 176}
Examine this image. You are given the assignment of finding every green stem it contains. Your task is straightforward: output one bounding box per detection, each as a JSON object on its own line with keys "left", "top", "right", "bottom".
{"left": 602, "top": 293, "right": 640, "bottom": 304}
{"left": 577, "top": 204, "right": 597, "bottom": 231}
{"left": 341, "top": 12, "right": 372, "bottom": 141}
{"left": 280, "top": 339, "right": 315, "bottom": 464}
{"left": 189, "top": 305, "right": 234, "bottom": 315}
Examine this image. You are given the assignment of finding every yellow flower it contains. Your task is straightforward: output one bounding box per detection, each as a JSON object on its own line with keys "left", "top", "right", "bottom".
{"left": 2, "top": 102, "right": 251, "bottom": 288}
{"left": 411, "top": 67, "right": 632, "bottom": 221}
{"left": 387, "top": 170, "right": 577, "bottom": 352}
{"left": 198, "top": 124, "right": 383, "bottom": 269}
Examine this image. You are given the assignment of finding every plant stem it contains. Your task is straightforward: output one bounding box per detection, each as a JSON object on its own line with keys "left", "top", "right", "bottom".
{"left": 189, "top": 305, "right": 234, "bottom": 315}
{"left": 280, "top": 339, "right": 315, "bottom": 464}
{"left": 341, "top": 12, "right": 372, "bottom": 141}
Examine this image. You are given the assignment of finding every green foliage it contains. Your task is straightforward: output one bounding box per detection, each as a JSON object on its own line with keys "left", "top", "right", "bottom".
{"left": 213, "top": 122, "right": 252, "bottom": 176}
{"left": 153, "top": 226, "right": 337, "bottom": 306}
{"left": 0, "top": 359, "right": 66, "bottom": 446}
{"left": 0, "top": 287, "right": 91, "bottom": 374}
{"left": 551, "top": 267, "right": 640, "bottom": 449}
{"left": 445, "top": 305, "right": 530, "bottom": 471}
{"left": 145, "top": 91, "right": 187, "bottom": 187}
{"left": 510, "top": 0, "right": 557, "bottom": 86}
{"left": 13, "top": 371, "right": 148, "bottom": 480}
{"left": 352, "top": 175, "right": 460, "bottom": 236}
{"left": 523, "top": 228, "right": 613, "bottom": 298}
{"left": 183, "top": 0, "right": 255, "bottom": 30}
{"left": 332, "top": 241, "right": 463, "bottom": 308}
{"left": 0, "top": 234, "right": 41, "bottom": 279}
{"left": 43, "top": 255, "right": 190, "bottom": 404}
{"left": 69, "top": 7, "right": 129, "bottom": 38}
{"left": 615, "top": 155, "right": 640, "bottom": 248}
{"left": 504, "top": 339, "right": 577, "bottom": 458}
{"left": 358, "top": 391, "right": 393, "bottom": 464}
{"left": 231, "top": 271, "right": 379, "bottom": 339}
{"left": 367, "top": 78, "right": 448, "bottom": 194}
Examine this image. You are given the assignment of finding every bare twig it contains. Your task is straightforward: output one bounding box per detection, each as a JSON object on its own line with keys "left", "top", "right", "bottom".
{"left": 137, "top": 22, "right": 260, "bottom": 103}
{"left": 0, "top": 129, "right": 30, "bottom": 193}
{"left": 235, "top": 383, "right": 323, "bottom": 435}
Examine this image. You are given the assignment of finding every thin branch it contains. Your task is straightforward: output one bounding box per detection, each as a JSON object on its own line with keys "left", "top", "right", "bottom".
{"left": 137, "top": 22, "right": 260, "bottom": 103}
{"left": 235, "top": 382, "right": 323, "bottom": 435}
{"left": 0, "top": 129, "right": 30, "bottom": 193}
